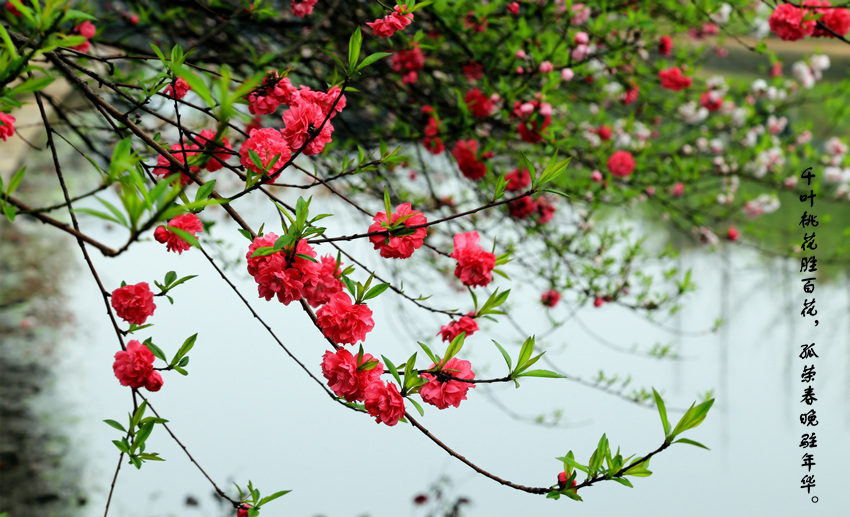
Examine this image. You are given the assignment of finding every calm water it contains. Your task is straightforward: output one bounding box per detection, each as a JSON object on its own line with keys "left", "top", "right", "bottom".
{"left": 33, "top": 189, "right": 848, "bottom": 517}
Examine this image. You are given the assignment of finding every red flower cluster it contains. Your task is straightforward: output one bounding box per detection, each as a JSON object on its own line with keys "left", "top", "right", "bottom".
{"left": 321, "top": 348, "right": 384, "bottom": 402}
{"left": 154, "top": 213, "right": 203, "bottom": 254}
{"left": 113, "top": 340, "right": 163, "bottom": 391}
{"left": 503, "top": 168, "right": 556, "bottom": 224}
{"left": 282, "top": 101, "right": 334, "bottom": 156}
{"left": 504, "top": 168, "right": 531, "bottom": 191}
{"left": 239, "top": 127, "right": 292, "bottom": 178}
{"left": 511, "top": 99, "right": 552, "bottom": 143}
{"left": 607, "top": 150, "right": 636, "bottom": 178}
{"left": 302, "top": 255, "right": 345, "bottom": 308}
{"left": 464, "top": 88, "right": 495, "bottom": 118}
{"left": 463, "top": 61, "right": 484, "bottom": 82}
{"left": 247, "top": 72, "right": 299, "bottom": 115}
{"left": 364, "top": 380, "right": 406, "bottom": 426}
{"left": 658, "top": 67, "right": 692, "bottom": 91}
{"left": 152, "top": 143, "right": 201, "bottom": 185}
{"left": 557, "top": 471, "right": 578, "bottom": 490}
{"left": 196, "top": 129, "right": 231, "bottom": 172}
{"left": 71, "top": 21, "right": 96, "bottom": 53}
{"left": 419, "top": 358, "right": 476, "bottom": 409}
{"left": 541, "top": 289, "right": 561, "bottom": 308}
{"left": 767, "top": 2, "right": 849, "bottom": 40}
{"left": 438, "top": 314, "right": 478, "bottom": 342}
{"left": 727, "top": 226, "right": 740, "bottom": 241}
{"left": 451, "top": 231, "right": 496, "bottom": 288}
{"left": 508, "top": 195, "right": 556, "bottom": 224}
{"left": 0, "top": 112, "right": 15, "bottom": 142}
{"left": 422, "top": 106, "right": 443, "bottom": 154}
{"left": 463, "top": 10, "right": 488, "bottom": 32}
{"left": 366, "top": 4, "right": 414, "bottom": 38}
{"left": 290, "top": 0, "right": 317, "bottom": 17}
{"left": 391, "top": 44, "right": 425, "bottom": 85}
{"left": 452, "top": 140, "right": 489, "bottom": 180}
{"left": 295, "top": 85, "right": 347, "bottom": 119}
{"left": 700, "top": 91, "right": 723, "bottom": 112}
{"left": 316, "top": 292, "right": 375, "bottom": 345}
{"left": 111, "top": 282, "right": 156, "bottom": 325}
{"left": 162, "top": 76, "right": 191, "bottom": 100}
{"left": 621, "top": 86, "right": 639, "bottom": 105}
{"left": 658, "top": 35, "right": 673, "bottom": 56}
{"left": 810, "top": 1, "right": 850, "bottom": 38}
{"left": 246, "top": 233, "right": 323, "bottom": 306}
{"left": 368, "top": 202, "right": 427, "bottom": 259}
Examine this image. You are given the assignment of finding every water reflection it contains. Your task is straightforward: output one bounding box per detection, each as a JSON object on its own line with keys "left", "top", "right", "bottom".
{"left": 0, "top": 221, "right": 87, "bottom": 516}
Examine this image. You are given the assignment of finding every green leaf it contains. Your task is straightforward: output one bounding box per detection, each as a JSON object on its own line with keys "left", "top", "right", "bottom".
{"left": 443, "top": 332, "right": 466, "bottom": 364}
{"left": 3, "top": 204, "right": 15, "bottom": 222}
{"left": 178, "top": 69, "right": 215, "bottom": 107}
{"left": 5, "top": 166, "right": 26, "bottom": 196}
{"left": 362, "top": 282, "right": 390, "bottom": 301}
{"left": 112, "top": 439, "right": 130, "bottom": 454}
{"left": 556, "top": 453, "right": 589, "bottom": 474}
{"left": 673, "top": 438, "right": 710, "bottom": 450}
{"left": 318, "top": 48, "right": 347, "bottom": 71}
{"left": 624, "top": 467, "right": 652, "bottom": 477}
{"left": 514, "top": 369, "right": 564, "bottom": 379}
{"left": 356, "top": 52, "right": 393, "bottom": 71}
{"left": 652, "top": 388, "right": 671, "bottom": 438}
{"left": 516, "top": 336, "right": 535, "bottom": 370}
{"left": 144, "top": 341, "right": 167, "bottom": 363}
{"left": 563, "top": 489, "right": 583, "bottom": 502}
{"left": 257, "top": 490, "right": 292, "bottom": 507}
{"left": 491, "top": 340, "right": 512, "bottom": 372}
{"left": 164, "top": 271, "right": 178, "bottom": 286}
{"left": 150, "top": 43, "right": 167, "bottom": 65}
{"left": 382, "top": 355, "right": 402, "bottom": 387}
{"left": 348, "top": 27, "right": 363, "bottom": 73}
{"left": 195, "top": 179, "right": 216, "bottom": 202}
{"left": 131, "top": 401, "right": 148, "bottom": 428}
{"left": 169, "top": 275, "right": 197, "bottom": 290}
{"left": 134, "top": 421, "right": 155, "bottom": 449}
{"left": 670, "top": 398, "right": 715, "bottom": 438}
{"left": 104, "top": 419, "right": 127, "bottom": 433}
{"left": 166, "top": 225, "right": 201, "bottom": 249}
{"left": 73, "top": 207, "right": 124, "bottom": 226}
{"left": 97, "top": 197, "right": 129, "bottom": 228}
{"left": 171, "top": 333, "right": 197, "bottom": 366}
{"left": 418, "top": 342, "right": 438, "bottom": 365}
{"left": 612, "top": 477, "right": 634, "bottom": 488}
{"left": 407, "top": 396, "right": 425, "bottom": 417}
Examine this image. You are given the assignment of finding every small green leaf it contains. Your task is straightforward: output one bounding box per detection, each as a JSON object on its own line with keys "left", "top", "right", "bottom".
{"left": 6, "top": 166, "right": 25, "bottom": 196}
{"left": 362, "top": 283, "right": 390, "bottom": 301}
{"left": 348, "top": 27, "right": 363, "bottom": 73}
{"left": 652, "top": 388, "right": 672, "bottom": 438}
{"left": 418, "top": 342, "right": 438, "bottom": 365}
{"left": 492, "top": 340, "right": 512, "bottom": 372}
{"left": 382, "top": 355, "right": 402, "bottom": 387}
{"left": 144, "top": 341, "right": 167, "bottom": 363}
{"left": 673, "top": 438, "right": 710, "bottom": 450}
{"left": 195, "top": 179, "right": 216, "bottom": 202}
{"left": 514, "top": 369, "right": 564, "bottom": 379}
{"left": 612, "top": 477, "right": 634, "bottom": 488}
{"left": 257, "top": 490, "right": 292, "bottom": 507}
{"left": 104, "top": 419, "right": 127, "bottom": 433}
{"left": 407, "top": 396, "right": 425, "bottom": 417}
{"left": 356, "top": 52, "right": 393, "bottom": 71}
{"left": 171, "top": 333, "right": 197, "bottom": 366}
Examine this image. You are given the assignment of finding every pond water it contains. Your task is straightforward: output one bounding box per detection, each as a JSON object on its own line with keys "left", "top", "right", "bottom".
{"left": 4, "top": 185, "right": 846, "bottom": 517}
